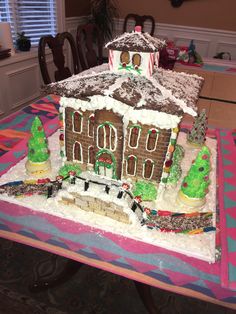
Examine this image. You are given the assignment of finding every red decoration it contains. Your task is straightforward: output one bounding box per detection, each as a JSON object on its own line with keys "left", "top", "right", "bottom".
{"left": 134, "top": 65, "right": 139, "bottom": 70}
{"left": 165, "top": 160, "right": 173, "bottom": 168}
{"left": 122, "top": 63, "right": 126, "bottom": 68}
{"left": 204, "top": 175, "right": 209, "bottom": 181}
{"left": 69, "top": 170, "right": 76, "bottom": 176}
{"left": 144, "top": 207, "right": 151, "bottom": 215}
{"left": 90, "top": 115, "right": 95, "bottom": 121}
{"left": 151, "top": 129, "right": 156, "bottom": 134}
{"left": 134, "top": 196, "right": 142, "bottom": 203}
{"left": 183, "top": 182, "right": 188, "bottom": 188}
{"left": 56, "top": 175, "right": 64, "bottom": 181}
{"left": 38, "top": 126, "right": 43, "bottom": 131}
{"left": 59, "top": 134, "right": 64, "bottom": 141}
{"left": 122, "top": 183, "right": 130, "bottom": 190}
{"left": 129, "top": 156, "right": 134, "bottom": 160}
{"left": 202, "top": 154, "right": 209, "bottom": 160}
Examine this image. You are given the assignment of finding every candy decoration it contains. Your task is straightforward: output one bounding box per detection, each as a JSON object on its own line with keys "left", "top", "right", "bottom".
{"left": 187, "top": 109, "right": 208, "bottom": 146}
{"left": 180, "top": 145, "right": 211, "bottom": 200}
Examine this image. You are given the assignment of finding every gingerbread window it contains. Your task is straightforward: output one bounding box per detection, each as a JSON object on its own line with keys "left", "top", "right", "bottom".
{"left": 88, "top": 146, "right": 95, "bottom": 165}
{"left": 73, "top": 141, "right": 83, "bottom": 162}
{"left": 73, "top": 111, "right": 83, "bottom": 133}
{"left": 88, "top": 114, "right": 95, "bottom": 138}
{"left": 129, "top": 125, "right": 141, "bottom": 148}
{"left": 97, "top": 123, "right": 117, "bottom": 151}
{"left": 132, "top": 53, "right": 141, "bottom": 69}
{"left": 146, "top": 129, "right": 159, "bottom": 151}
{"left": 126, "top": 155, "right": 137, "bottom": 176}
{"left": 143, "top": 159, "right": 154, "bottom": 179}
{"left": 120, "top": 51, "right": 130, "bottom": 66}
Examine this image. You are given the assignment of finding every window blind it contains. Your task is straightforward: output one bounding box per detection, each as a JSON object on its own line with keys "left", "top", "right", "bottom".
{"left": 0, "top": 0, "right": 58, "bottom": 46}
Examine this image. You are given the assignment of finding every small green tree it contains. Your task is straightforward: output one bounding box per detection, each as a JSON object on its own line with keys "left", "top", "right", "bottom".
{"left": 27, "top": 117, "right": 49, "bottom": 163}
{"left": 167, "top": 144, "right": 184, "bottom": 185}
{"left": 180, "top": 146, "right": 211, "bottom": 199}
{"left": 59, "top": 163, "right": 81, "bottom": 178}
{"left": 133, "top": 181, "right": 157, "bottom": 201}
{"left": 187, "top": 109, "right": 207, "bottom": 146}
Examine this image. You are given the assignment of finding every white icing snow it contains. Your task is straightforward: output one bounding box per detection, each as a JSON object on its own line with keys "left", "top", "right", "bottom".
{"left": 0, "top": 130, "right": 217, "bottom": 263}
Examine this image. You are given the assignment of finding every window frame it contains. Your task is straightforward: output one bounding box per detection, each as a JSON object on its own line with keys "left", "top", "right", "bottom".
{"left": 73, "top": 141, "right": 83, "bottom": 163}
{"left": 146, "top": 128, "right": 159, "bottom": 152}
{"left": 128, "top": 125, "right": 141, "bottom": 149}
{"left": 0, "top": 0, "right": 65, "bottom": 47}
{"left": 126, "top": 154, "right": 137, "bottom": 176}
{"left": 72, "top": 110, "right": 83, "bottom": 134}
{"left": 143, "top": 158, "right": 154, "bottom": 179}
{"left": 97, "top": 122, "right": 117, "bottom": 152}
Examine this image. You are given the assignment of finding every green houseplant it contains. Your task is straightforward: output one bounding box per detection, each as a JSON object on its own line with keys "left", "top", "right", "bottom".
{"left": 90, "top": 0, "right": 119, "bottom": 42}
{"left": 16, "top": 32, "right": 31, "bottom": 51}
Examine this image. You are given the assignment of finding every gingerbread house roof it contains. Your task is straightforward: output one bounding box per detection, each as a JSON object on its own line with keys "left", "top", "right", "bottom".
{"left": 45, "top": 65, "right": 203, "bottom": 129}
{"left": 105, "top": 32, "right": 166, "bottom": 52}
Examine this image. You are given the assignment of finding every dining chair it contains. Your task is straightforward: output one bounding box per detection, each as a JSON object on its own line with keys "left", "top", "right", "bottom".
{"left": 76, "top": 23, "right": 103, "bottom": 71}
{"left": 38, "top": 32, "right": 80, "bottom": 85}
{"left": 123, "top": 13, "right": 155, "bottom": 36}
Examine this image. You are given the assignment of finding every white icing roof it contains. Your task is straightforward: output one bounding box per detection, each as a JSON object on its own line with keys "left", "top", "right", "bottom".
{"left": 105, "top": 31, "right": 166, "bottom": 52}
{"left": 45, "top": 65, "right": 203, "bottom": 124}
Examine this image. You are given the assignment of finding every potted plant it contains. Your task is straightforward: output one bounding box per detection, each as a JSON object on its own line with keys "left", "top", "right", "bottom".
{"left": 90, "top": 0, "right": 119, "bottom": 42}
{"left": 16, "top": 32, "right": 31, "bottom": 51}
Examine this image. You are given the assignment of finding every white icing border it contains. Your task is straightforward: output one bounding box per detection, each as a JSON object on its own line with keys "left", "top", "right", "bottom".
{"left": 146, "top": 128, "right": 159, "bottom": 152}
{"left": 126, "top": 154, "right": 137, "bottom": 176}
{"left": 87, "top": 145, "right": 94, "bottom": 165}
{"left": 96, "top": 123, "right": 117, "bottom": 152}
{"left": 142, "top": 158, "right": 154, "bottom": 180}
{"left": 72, "top": 110, "right": 83, "bottom": 134}
{"left": 87, "top": 113, "right": 95, "bottom": 138}
{"left": 73, "top": 141, "right": 83, "bottom": 163}
{"left": 60, "top": 96, "right": 181, "bottom": 130}
{"left": 128, "top": 126, "right": 141, "bottom": 149}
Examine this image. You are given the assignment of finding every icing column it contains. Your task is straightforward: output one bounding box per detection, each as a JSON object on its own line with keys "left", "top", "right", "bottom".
{"left": 160, "top": 126, "right": 179, "bottom": 185}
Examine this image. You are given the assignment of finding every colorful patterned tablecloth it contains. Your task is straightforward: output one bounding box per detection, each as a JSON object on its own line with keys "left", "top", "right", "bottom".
{"left": 0, "top": 98, "right": 236, "bottom": 310}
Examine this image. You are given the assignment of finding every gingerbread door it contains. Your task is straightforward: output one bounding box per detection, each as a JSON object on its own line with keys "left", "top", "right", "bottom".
{"left": 95, "top": 150, "right": 116, "bottom": 179}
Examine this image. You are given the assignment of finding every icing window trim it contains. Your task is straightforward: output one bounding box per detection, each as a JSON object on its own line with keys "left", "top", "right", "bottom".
{"left": 88, "top": 113, "right": 95, "bottom": 138}
{"left": 143, "top": 158, "right": 155, "bottom": 180}
{"left": 88, "top": 145, "right": 95, "bottom": 165}
{"left": 128, "top": 125, "right": 141, "bottom": 149}
{"left": 72, "top": 110, "right": 83, "bottom": 134}
{"left": 126, "top": 154, "right": 137, "bottom": 176}
{"left": 73, "top": 141, "right": 83, "bottom": 163}
{"left": 97, "top": 122, "right": 117, "bottom": 152}
{"left": 146, "top": 128, "right": 159, "bottom": 152}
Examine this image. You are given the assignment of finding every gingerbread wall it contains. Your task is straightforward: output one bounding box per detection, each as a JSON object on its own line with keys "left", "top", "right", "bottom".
{"left": 64, "top": 107, "right": 94, "bottom": 168}
{"left": 124, "top": 123, "right": 171, "bottom": 182}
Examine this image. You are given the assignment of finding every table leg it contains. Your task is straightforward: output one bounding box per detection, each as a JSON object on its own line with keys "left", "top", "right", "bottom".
{"left": 134, "top": 281, "right": 160, "bottom": 314}
{"left": 29, "top": 258, "right": 82, "bottom": 292}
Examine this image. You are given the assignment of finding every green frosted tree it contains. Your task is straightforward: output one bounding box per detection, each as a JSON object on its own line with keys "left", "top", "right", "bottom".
{"left": 180, "top": 146, "right": 211, "bottom": 199}
{"left": 27, "top": 116, "right": 49, "bottom": 163}
{"left": 187, "top": 109, "right": 207, "bottom": 146}
{"left": 167, "top": 144, "right": 184, "bottom": 185}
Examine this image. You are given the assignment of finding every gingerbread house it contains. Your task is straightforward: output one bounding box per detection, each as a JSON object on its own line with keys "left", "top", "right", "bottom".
{"left": 46, "top": 30, "right": 203, "bottom": 186}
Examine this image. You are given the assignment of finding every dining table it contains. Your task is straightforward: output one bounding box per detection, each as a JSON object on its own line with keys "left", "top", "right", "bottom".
{"left": 0, "top": 94, "right": 236, "bottom": 311}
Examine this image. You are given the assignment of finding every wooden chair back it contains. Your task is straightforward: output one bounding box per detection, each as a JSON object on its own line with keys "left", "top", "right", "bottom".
{"left": 123, "top": 14, "right": 155, "bottom": 36}
{"left": 76, "top": 23, "right": 103, "bottom": 71}
{"left": 38, "top": 32, "right": 79, "bottom": 85}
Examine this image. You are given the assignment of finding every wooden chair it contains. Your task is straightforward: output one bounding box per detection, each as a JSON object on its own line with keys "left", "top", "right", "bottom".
{"left": 38, "top": 32, "right": 80, "bottom": 85}
{"left": 76, "top": 23, "right": 103, "bottom": 71}
{"left": 123, "top": 14, "right": 155, "bottom": 36}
